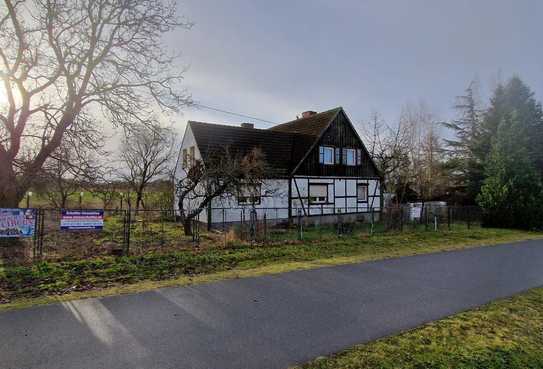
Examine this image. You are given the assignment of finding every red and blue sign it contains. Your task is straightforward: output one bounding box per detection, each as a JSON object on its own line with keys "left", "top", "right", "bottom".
{"left": 0, "top": 208, "right": 36, "bottom": 238}
{"left": 61, "top": 210, "right": 104, "bottom": 231}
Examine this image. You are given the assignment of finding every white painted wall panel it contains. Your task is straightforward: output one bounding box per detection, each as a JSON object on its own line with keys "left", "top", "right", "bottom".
{"left": 293, "top": 178, "right": 309, "bottom": 197}
{"left": 346, "top": 180, "right": 357, "bottom": 196}
{"left": 346, "top": 197, "right": 357, "bottom": 210}
{"left": 335, "top": 179, "right": 345, "bottom": 196}
{"left": 335, "top": 197, "right": 346, "bottom": 210}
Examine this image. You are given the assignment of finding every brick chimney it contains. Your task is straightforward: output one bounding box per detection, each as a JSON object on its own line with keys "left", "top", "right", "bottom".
{"left": 240, "top": 122, "right": 254, "bottom": 129}
{"left": 301, "top": 110, "right": 317, "bottom": 118}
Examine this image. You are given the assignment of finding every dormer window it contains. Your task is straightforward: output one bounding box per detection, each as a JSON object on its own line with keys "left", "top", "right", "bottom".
{"left": 319, "top": 146, "right": 335, "bottom": 165}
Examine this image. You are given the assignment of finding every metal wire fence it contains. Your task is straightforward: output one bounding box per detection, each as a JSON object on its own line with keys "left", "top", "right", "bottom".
{"left": 207, "top": 205, "right": 482, "bottom": 244}
{"left": 0, "top": 205, "right": 481, "bottom": 265}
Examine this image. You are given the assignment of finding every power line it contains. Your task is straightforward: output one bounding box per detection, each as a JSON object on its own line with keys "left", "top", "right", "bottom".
{"left": 192, "top": 103, "right": 278, "bottom": 125}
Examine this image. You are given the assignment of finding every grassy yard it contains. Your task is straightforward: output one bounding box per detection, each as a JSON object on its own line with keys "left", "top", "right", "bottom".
{"left": 295, "top": 287, "right": 543, "bottom": 369}
{"left": 1, "top": 226, "right": 542, "bottom": 309}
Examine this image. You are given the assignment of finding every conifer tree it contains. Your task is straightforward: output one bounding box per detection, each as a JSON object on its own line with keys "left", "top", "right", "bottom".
{"left": 477, "top": 77, "right": 543, "bottom": 177}
{"left": 443, "top": 81, "right": 483, "bottom": 202}
{"left": 477, "top": 113, "right": 543, "bottom": 229}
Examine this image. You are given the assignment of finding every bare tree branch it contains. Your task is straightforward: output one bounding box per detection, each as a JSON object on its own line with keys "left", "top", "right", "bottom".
{"left": 0, "top": 0, "right": 191, "bottom": 206}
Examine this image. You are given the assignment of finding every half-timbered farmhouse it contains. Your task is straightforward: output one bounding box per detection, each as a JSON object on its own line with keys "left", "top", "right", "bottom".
{"left": 174, "top": 107, "right": 382, "bottom": 225}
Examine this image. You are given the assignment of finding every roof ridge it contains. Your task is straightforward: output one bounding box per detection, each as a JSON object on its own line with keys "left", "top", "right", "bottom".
{"left": 269, "top": 106, "right": 342, "bottom": 129}
{"left": 188, "top": 120, "right": 315, "bottom": 139}
{"left": 188, "top": 120, "right": 274, "bottom": 133}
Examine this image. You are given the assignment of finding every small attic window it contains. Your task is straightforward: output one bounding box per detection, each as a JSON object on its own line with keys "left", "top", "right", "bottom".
{"left": 182, "top": 148, "right": 188, "bottom": 168}
{"left": 343, "top": 148, "right": 356, "bottom": 166}
{"left": 189, "top": 146, "right": 195, "bottom": 166}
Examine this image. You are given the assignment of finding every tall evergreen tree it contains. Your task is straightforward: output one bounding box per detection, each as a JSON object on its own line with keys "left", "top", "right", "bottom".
{"left": 477, "top": 113, "right": 543, "bottom": 229}
{"left": 443, "top": 81, "right": 484, "bottom": 202}
{"left": 477, "top": 77, "right": 543, "bottom": 176}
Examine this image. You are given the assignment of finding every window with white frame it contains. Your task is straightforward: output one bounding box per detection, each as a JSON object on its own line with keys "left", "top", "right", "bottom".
{"left": 357, "top": 184, "right": 368, "bottom": 202}
{"left": 237, "top": 184, "right": 261, "bottom": 205}
{"left": 189, "top": 146, "right": 195, "bottom": 166}
{"left": 182, "top": 148, "right": 188, "bottom": 168}
{"left": 319, "top": 146, "right": 334, "bottom": 165}
{"left": 309, "top": 184, "right": 328, "bottom": 204}
{"left": 343, "top": 148, "right": 356, "bottom": 166}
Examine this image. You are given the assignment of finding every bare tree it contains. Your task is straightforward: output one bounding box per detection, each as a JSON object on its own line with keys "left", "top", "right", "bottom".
{"left": 89, "top": 168, "right": 120, "bottom": 209}
{"left": 177, "top": 147, "right": 267, "bottom": 235}
{"left": 0, "top": 0, "right": 191, "bottom": 207}
{"left": 360, "top": 112, "right": 412, "bottom": 204}
{"left": 38, "top": 138, "right": 99, "bottom": 208}
{"left": 400, "top": 102, "right": 447, "bottom": 202}
{"left": 119, "top": 125, "right": 175, "bottom": 211}
{"left": 361, "top": 104, "right": 448, "bottom": 205}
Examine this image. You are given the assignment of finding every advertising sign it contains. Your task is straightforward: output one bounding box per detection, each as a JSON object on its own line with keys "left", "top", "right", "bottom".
{"left": 410, "top": 206, "right": 422, "bottom": 220}
{"left": 0, "top": 208, "right": 36, "bottom": 238}
{"left": 61, "top": 210, "right": 104, "bottom": 231}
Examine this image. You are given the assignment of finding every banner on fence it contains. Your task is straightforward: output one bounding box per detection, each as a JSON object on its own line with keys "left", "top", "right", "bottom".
{"left": 61, "top": 210, "right": 104, "bottom": 231}
{"left": 0, "top": 208, "right": 36, "bottom": 238}
{"left": 410, "top": 206, "right": 422, "bottom": 220}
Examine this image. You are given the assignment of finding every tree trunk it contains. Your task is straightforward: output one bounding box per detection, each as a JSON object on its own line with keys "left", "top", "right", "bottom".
{"left": 134, "top": 191, "right": 143, "bottom": 214}
{"left": 61, "top": 194, "right": 68, "bottom": 209}
{"left": 0, "top": 160, "right": 23, "bottom": 208}
{"left": 183, "top": 217, "right": 193, "bottom": 236}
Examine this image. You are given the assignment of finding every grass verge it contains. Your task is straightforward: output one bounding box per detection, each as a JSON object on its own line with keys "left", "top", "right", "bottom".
{"left": 295, "top": 287, "right": 543, "bottom": 369}
{"left": 1, "top": 226, "right": 542, "bottom": 311}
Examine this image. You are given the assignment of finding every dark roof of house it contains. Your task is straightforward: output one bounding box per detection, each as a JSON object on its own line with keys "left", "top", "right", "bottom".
{"left": 186, "top": 107, "right": 340, "bottom": 176}
{"left": 188, "top": 121, "right": 317, "bottom": 176}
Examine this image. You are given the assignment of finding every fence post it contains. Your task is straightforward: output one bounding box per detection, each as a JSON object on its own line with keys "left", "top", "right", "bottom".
{"left": 448, "top": 207, "right": 451, "bottom": 231}
{"left": 32, "top": 208, "right": 39, "bottom": 260}
{"left": 160, "top": 210, "right": 165, "bottom": 246}
{"left": 370, "top": 207, "right": 374, "bottom": 236}
{"left": 222, "top": 208, "right": 226, "bottom": 247}
{"left": 249, "top": 208, "right": 257, "bottom": 243}
{"left": 337, "top": 209, "right": 343, "bottom": 236}
{"left": 35, "top": 208, "right": 45, "bottom": 259}
{"left": 425, "top": 208, "right": 429, "bottom": 231}
{"left": 434, "top": 215, "right": 438, "bottom": 232}
{"left": 123, "top": 208, "right": 131, "bottom": 256}
{"left": 263, "top": 211, "right": 267, "bottom": 244}
{"left": 241, "top": 208, "right": 246, "bottom": 240}
{"left": 399, "top": 207, "right": 404, "bottom": 232}
{"left": 297, "top": 208, "right": 303, "bottom": 240}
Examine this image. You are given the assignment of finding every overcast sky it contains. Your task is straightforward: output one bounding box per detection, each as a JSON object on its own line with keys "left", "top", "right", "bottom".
{"left": 167, "top": 0, "right": 542, "bottom": 135}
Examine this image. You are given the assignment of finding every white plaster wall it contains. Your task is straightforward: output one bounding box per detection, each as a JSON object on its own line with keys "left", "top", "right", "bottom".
{"left": 208, "top": 179, "right": 289, "bottom": 223}
{"left": 346, "top": 179, "right": 357, "bottom": 196}
{"left": 173, "top": 125, "right": 204, "bottom": 217}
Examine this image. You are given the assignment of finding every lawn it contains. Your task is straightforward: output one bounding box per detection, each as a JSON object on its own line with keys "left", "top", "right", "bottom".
{"left": 1, "top": 226, "right": 542, "bottom": 309}
{"left": 295, "top": 287, "right": 543, "bottom": 369}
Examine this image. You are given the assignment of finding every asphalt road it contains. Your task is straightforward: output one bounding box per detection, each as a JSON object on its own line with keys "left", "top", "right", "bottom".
{"left": 2, "top": 239, "right": 543, "bottom": 369}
